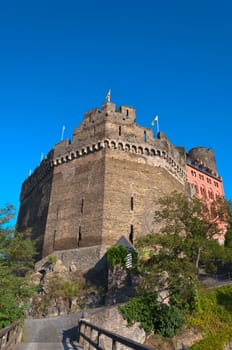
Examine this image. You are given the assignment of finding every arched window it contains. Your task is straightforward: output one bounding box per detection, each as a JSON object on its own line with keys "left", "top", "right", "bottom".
{"left": 208, "top": 189, "right": 214, "bottom": 200}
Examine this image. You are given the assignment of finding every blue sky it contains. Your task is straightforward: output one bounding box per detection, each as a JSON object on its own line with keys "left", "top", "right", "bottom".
{"left": 0, "top": 0, "right": 232, "bottom": 224}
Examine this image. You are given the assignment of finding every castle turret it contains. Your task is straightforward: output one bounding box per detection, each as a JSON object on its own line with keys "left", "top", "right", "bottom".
{"left": 187, "top": 147, "right": 217, "bottom": 176}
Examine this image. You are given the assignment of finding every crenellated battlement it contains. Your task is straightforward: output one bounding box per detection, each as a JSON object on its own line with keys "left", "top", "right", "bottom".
{"left": 52, "top": 138, "right": 186, "bottom": 184}
{"left": 22, "top": 137, "right": 186, "bottom": 201}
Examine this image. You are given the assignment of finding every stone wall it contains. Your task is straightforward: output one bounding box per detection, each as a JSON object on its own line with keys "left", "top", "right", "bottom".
{"left": 102, "top": 149, "right": 185, "bottom": 245}
{"left": 35, "top": 246, "right": 107, "bottom": 274}
{"left": 42, "top": 151, "right": 105, "bottom": 257}
{"left": 17, "top": 158, "right": 54, "bottom": 258}
{"left": 85, "top": 306, "right": 146, "bottom": 350}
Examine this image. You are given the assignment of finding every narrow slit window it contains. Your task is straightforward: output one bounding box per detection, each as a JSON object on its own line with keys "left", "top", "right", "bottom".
{"left": 131, "top": 196, "right": 134, "bottom": 211}
{"left": 144, "top": 130, "right": 147, "bottom": 142}
{"left": 119, "top": 126, "right": 121, "bottom": 136}
{"left": 129, "top": 225, "right": 134, "bottom": 244}
{"left": 81, "top": 198, "right": 84, "bottom": 214}
{"left": 53, "top": 230, "right": 56, "bottom": 250}
{"left": 78, "top": 226, "right": 82, "bottom": 247}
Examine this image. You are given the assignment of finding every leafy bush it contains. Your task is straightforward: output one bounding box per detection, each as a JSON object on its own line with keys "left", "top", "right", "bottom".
{"left": 170, "top": 282, "right": 201, "bottom": 313}
{"left": 48, "top": 255, "right": 57, "bottom": 264}
{"left": 107, "top": 245, "right": 128, "bottom": 268}
{"left": 106, "top": 245, "right": 138, "bottom": 271}
{"left": 118, "top": 294, "right": 184, "bottom": 337}
{"left": 118, "top": 294, "right": 157, "bottom": 333}
{"left": 153, "top": 303, "right": 184, "bottom": 338}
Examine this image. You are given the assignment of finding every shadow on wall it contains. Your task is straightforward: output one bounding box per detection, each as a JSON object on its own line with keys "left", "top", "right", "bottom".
{"left": 84, "top": 254, "right": 108, "bottom": 288}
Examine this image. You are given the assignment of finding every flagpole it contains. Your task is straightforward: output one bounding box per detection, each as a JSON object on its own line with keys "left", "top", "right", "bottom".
{"left": 157, "top": 117, "right": 160, "bottom": 134}
{"left": 61, "top": 125, "right": 65, "bottom": 141}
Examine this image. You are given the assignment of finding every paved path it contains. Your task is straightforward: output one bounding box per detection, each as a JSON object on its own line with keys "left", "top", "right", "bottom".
{"left": 16, "top": 307, "right": 107, "bottom": 350}
{"left": 15, "top": 312, "right": 85, "bottom": 350}
{"left": 16, "top": 341, "right": 82, "bottom": 349}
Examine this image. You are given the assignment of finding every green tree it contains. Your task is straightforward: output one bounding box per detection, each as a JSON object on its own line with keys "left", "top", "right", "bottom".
{"left": 0, "top": 205, "right": 37, "bottom": 327}
{"left": 136, "top": 192, "right": 231, "bottom": 309}
{"left": 225, "top": 228, "right": 232, "bottom": 249}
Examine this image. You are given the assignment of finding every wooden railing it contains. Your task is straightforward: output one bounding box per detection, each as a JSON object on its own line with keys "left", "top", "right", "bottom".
{"left": 78, "top": 319, "right": 154, "bottom": 350}
{"left": 0, "top": 321, "right": 21, "bottom": 350}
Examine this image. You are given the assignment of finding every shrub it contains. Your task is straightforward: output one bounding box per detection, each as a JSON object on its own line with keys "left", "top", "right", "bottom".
{"left": 153, "top": 304, "right": 184, "bottom": 338}
{"left": 106, "top": 245, "right": 138, "bottom": 271}
{"left": 118, "top": 293, "right": 157, "bottom": 333}
{"left": 119, "top": 294, "right": 184, "bottom": 337}
{"left": 48, "top": 255, "right": 57, "bottom": 264}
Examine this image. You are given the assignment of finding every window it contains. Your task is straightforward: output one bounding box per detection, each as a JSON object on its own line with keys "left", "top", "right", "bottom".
{"left": 81, "top": 198, "right": 84, "bottom": 214}
{"left": 191, "top": 170, "right": 196, "bottom": 177}
{"left": 131, "top": 196, "right": 134, "bottom": 211}
{"left": 119, "top": 126, "right": 121, "bottom": 136}
{"left": 144, "top": 130, "right": 147, "bottom": 142}
{"left": 53, "top": 230, "right": 56, "bottom": 250}
{"left": 129, "top": 225, "right": 134, "bottom": 244}
{"left": 200, "top": 187, "right": 207, "bottom": 197}
{"left": 78, "top": 226, "right": 82, "bottom": 247}
{"left": 208, "top": 190, "right": 214, "bottom": 200}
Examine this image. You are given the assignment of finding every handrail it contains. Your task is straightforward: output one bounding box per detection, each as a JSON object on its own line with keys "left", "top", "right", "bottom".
{"left": 78, "top": 319, "right": 154, "bottom": 350}
{"left": 0, "top": 321, "right": 21, "bottom": 350}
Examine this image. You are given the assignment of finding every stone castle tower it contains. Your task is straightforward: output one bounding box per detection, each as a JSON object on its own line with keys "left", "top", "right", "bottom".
{"left": 17, "top": 100, "right": 220, "bottom": 258}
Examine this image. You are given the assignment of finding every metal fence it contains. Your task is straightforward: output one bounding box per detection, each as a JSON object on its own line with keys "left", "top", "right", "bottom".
{"left": 78, "top": 319, "right": 154, "bottom": 350}
{"left": 0, "top": 321, "right": 21, "bottom": 350}
{"left": 199, "top": 272, "right": 232, "bottom": 287}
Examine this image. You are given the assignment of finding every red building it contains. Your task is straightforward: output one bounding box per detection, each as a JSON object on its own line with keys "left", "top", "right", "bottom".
{"left": 186, "top": 147, "right": 226, "bottom": 244}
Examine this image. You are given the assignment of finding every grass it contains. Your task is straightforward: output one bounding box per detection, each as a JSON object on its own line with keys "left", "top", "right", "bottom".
{"left": 187, "top": 284, "right": 232, "bottom": 349}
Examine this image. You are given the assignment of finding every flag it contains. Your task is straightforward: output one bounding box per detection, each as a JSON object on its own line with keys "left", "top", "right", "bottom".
{"left": 106, "top": 89, "right": 111, "bottom": 102}
{"left": 151, "top": 115, "right": 158, "bottom": 126}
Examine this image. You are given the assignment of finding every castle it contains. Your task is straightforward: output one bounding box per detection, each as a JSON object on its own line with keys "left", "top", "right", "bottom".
{"left": 17, "top": 99, "right": 225, "bottom": 259}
